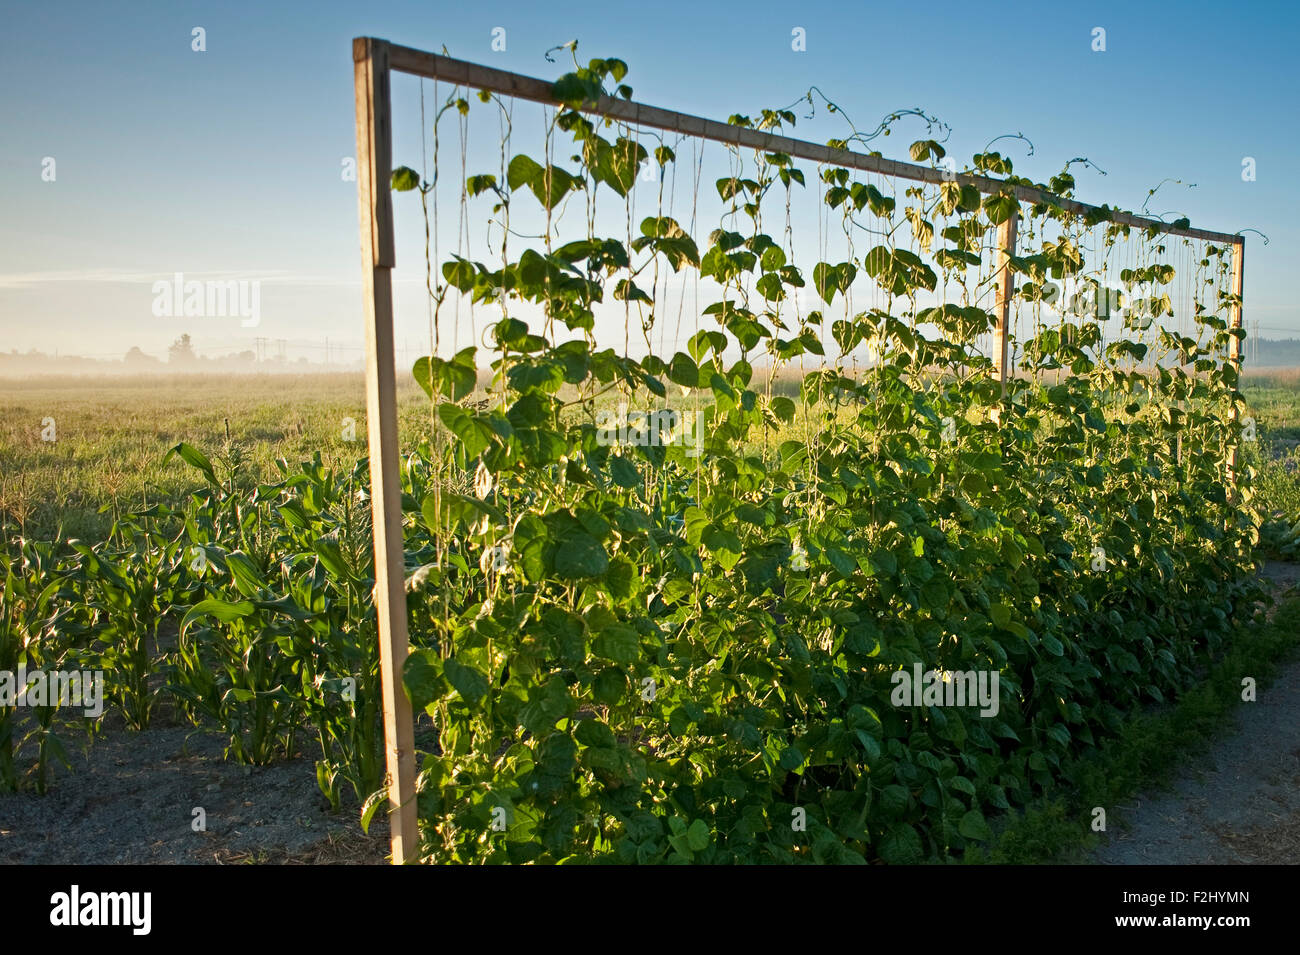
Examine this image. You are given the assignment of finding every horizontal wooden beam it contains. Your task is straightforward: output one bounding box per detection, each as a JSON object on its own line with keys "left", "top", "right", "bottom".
{"left": 375, "top": 39, "right": 1243, "bottom": 247}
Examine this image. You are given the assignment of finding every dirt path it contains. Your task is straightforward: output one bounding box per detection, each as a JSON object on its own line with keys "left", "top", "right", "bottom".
{"left": 0, "top": 715, "right": 387, "bottom": 864}
{"left": 1090, "top": 562, "right": 1300, "bottom": 864}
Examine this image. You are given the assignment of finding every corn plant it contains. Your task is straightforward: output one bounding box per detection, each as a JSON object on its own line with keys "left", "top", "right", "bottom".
{"left": 66, "top": 518, "right": 183, "bottom": 731}
{"left": 269, "top": 455, "right": 385, "bottom": 808}
{"left": 161, "top": 448, "right": 386, "bottom": 802}
{"left": 0, "top": 539, "right": 79, "bottom": 793}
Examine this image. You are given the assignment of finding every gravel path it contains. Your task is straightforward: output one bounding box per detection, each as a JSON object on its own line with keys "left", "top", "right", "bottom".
{"left": 1090, "top": 562, "right": 1300, "bottom": 864}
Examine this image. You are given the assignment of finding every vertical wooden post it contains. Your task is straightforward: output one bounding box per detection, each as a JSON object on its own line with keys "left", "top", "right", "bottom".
{"left": 354, "top": 36, "right": 418, "bottom": 864}
{"left": 1228, "top": 238, "right": 1246, "bottom": 364}
{"left": 1227, "top": 237, "right": 1246, "bottom": 489}
{"left": 992, "top": 211, "right": 1019, "bottom": 392}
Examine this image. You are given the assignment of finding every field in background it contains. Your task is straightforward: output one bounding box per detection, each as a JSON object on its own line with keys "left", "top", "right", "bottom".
{"left": 0, "top": 374, "right": 431, "bottom": 541}
{"left": 0, "top": 368, "right": 811, "bottom": 542}
{"left": 3, "top": 369, "right": 1300, "bottom": 544}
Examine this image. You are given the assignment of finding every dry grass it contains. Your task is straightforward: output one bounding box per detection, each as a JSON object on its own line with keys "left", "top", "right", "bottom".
{"left": 1209, "top": 803, "right": 1300, "bottom": 864}
{"left": 206, "top": 826, "right": 391, "bottom": 865}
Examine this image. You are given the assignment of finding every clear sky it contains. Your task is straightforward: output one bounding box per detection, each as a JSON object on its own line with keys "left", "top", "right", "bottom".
{"left": 1, "top": 0, "right": 1295, "bottom": 363}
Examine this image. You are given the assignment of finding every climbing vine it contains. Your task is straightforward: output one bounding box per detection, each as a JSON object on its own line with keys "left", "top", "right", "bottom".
{"left": 388, "top": 50, "right": 1260, "bottom": 863}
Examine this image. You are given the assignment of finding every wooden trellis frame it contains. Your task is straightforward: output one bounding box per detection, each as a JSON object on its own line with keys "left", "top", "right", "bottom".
{"left": 351, "top": 35, "right": 1246, "bottom": 864}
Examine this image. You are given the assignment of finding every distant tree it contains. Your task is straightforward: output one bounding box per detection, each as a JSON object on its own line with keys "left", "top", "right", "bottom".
{"left": 168, "top": 334, "right": 196, "bottom": 364}
{"left": 124, "top": 346, "right": 159, "bottom": 365}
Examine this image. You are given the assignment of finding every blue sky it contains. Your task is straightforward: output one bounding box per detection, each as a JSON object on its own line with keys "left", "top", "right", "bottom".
{"left": 1, "top": 0, "right": 1294, "bottom": 362}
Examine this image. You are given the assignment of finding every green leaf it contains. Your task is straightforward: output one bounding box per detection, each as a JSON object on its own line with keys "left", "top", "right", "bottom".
{"left": 593, "top": 625, "right": 640, "bottom": 664}
{"left": 701, "top": 526, "right": 742, "bottom": 571}
{"left": 949, "top": 776, "right": 977, "bottom": 797}
{"left": 608, "top": 454, "right": 641, "bottom": 489}
{"left": 685, "top": 818, "right": 710, "bottom": 852}
{"left": 225, "top": 551, "right": 268, "bottom": 596}
{"left": 512, "top": 513, "right": 550, "bottom": 582}
{"left": 667, "top": 352, "right": 700, "bottom": 388}
{"left": 163, "top": 442, "right": 218, "bottom": 486}
{"left": 634, "top": 217, "right": 699, "bottom": 270}
{"left": 437, "top": 403, "right": 493, "bottom": 459}
{"left": 575, "top": 718, "right": 617, "bottom": 748}
{"left": 359, "top": 787, "right": 389, "bottom": 834}
{"left": 508, "top": 154, "right": 577, "bottom": 209}
{"left": 592, "top": 668, "right": 627, "bottom": 706}
{"left": 442, "top": 256, "right": 477, "bottom": 292}
{"left": 958, "top": 809, "right": 993, "bottom": 841}
{"left": 770, "top": 396, "right": 796, "bottom": 423}
{"left": 554, "top": 532, "right": 609, "bottom": 578}
{"left": 869, "top": 549, "right": 898, "bottom": 576}
{"left": 391, "top": 166, "right": 421, "bottom": 192}
{"left": 414, "top": 347, "right": 477, "bottom": 401}
{"left": 181, "top": 598, "right": 255, "bottom": 630}
{"left": 880, "top": 784, "right": 909, "bottom": 815}
{"left": 443, "top": 657, "right": 489, "bottom": 704}
{"left": 989, "top": 602, "right": 1012, "bottom": 629}
{"left": 878, "top": 823, "right": 924, "bottom": 864}
{"left": 552, "top": 71, "right": 604, "bottom": 107}
{"left": 313, "top": 539, "right": 351, "bottom": 580}
{"left": 909, "top": 139, "right": 945, "bottom": 162}
{"left": 507, "top": 154, "right": 543, "bottom": 191}
{"left": 404, "top": 648, "right": 447, "bottom": 711}
{"left": 983, "top": 192, "right": 1019, "bottom": 225}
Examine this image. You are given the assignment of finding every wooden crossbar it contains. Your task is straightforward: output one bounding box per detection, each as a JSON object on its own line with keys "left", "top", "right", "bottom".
{"left": 382, "top": 40, "right": 1242, "bottom": 247}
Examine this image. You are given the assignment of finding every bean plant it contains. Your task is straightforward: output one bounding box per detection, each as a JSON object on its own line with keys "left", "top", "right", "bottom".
{"left": 382, "top": 53, "right": 1262, "bottom": 863}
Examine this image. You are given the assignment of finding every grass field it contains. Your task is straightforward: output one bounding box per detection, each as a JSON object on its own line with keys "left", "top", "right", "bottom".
{"left": 0, "top": 374, "right": 430, "bottom": 541}
{"left": 0, "top": 368, "right": 805, "bottom": 542}
{"left": 2, "top": 369, "right": 1299, "bottom": 543}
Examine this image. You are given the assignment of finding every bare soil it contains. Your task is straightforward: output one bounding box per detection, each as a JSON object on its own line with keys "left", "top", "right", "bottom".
{"left": 0, "top": 712, "right": 388, "bottom": 865}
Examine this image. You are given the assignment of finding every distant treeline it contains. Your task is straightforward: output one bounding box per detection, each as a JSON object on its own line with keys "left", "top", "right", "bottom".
{"left": 0, "top": 343, "right": 362, "bottom": 377}
{"left": 1246, "top": 338, "right": 1300, "bottom": 369}
{"left": 5, "top": 335, "right": 1300, "bottom": 378}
